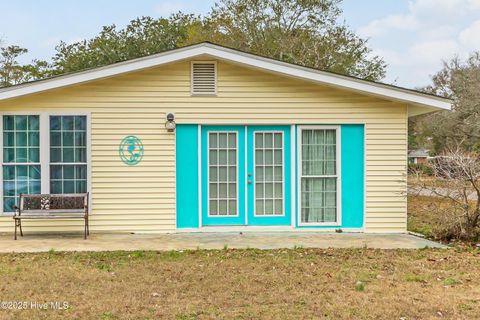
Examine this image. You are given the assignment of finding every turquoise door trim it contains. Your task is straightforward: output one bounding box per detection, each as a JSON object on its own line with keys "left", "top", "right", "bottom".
{"left": 201, "top": 126, "right": 246, "bottom": 226}
{"left": 295, "top": 124, "right": 365, "bottom": 229}
{"left": 176, "top": 124, "right": 199, "bottom": 228}
{"left": 246, "top": 126, "right": 292, "bottom": 226}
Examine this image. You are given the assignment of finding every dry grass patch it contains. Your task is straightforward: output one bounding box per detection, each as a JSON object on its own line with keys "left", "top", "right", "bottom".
{"left": 0, "top": 248, "right": 479, "bottom": 319}
{"left": 408, "top": 195, "right": 449, "bottom": 239}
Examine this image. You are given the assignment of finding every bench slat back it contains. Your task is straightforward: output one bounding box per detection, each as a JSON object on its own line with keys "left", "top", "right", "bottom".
{"left": 19, "top": 193, "right": 88, "bottom": 215}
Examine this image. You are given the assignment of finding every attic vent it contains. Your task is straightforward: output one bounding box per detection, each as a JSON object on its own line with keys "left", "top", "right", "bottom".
{"left": 191, "top": 62, "right": 217, "bottom": 95}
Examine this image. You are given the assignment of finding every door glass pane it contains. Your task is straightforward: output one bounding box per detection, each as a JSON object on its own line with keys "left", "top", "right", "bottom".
{"left": 301, "top": 128, "right": 338, "bottom": 223}
{"left": 254, "top": 132, "right": 283, "bottom": 216}
{"left": 208, "top": 132, "right": 237, "bottom": 216}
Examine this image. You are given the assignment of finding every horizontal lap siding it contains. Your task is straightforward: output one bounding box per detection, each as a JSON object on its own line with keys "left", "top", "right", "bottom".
{"left": 0, "top": 60, "right": 407, "bottom": 233}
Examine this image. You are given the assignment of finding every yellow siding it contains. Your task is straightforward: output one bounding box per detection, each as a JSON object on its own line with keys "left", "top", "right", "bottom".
{"left": 0, "top": 60, "right": 407, "bottom": 233}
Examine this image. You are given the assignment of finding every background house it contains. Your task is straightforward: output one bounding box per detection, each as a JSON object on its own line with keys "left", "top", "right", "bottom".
{"left": 408, "top": 148, "right": 430, "bottom": 164}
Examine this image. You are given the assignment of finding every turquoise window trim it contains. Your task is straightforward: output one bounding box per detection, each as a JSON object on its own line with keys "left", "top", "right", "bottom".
{"left": 295, "top": 124, "right": 364, "bottom": 229}
{"left": 176, "top": 125, "right": 199, "bottom": 228}
{"left": 246, "top": 125, "right": 292, "bottom": 226}
{"left": 201, "top": 126, "right": 246, "bottom": 226}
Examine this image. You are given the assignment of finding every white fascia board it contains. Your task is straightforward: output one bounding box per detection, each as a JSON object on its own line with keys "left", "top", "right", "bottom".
{"left": 0, "top": 43, "right": 452, "bottom": 111}
{"left": 200, "top": 45, "right": 451, "bottom": 111}
{"left": 0, "top": 44, "right": 208, "bottom": 100}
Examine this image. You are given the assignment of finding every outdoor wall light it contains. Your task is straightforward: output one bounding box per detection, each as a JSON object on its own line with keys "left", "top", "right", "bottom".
{"left": 165, "top": 113, "right": 176, "bottom": 132}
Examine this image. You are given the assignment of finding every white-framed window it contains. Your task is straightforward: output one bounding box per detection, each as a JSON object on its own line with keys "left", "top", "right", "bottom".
{"left": 1, "top": 115, "right": 41, "bottom": 212}
{"left": 0, "top": 113, "right": 90, "bottom": 214}
{"left": 49, "top": 115, "right": 88, "bottom": 194}
{"left": 254, "top": 131, "right": 284, "bottom": 216}
{"left": 207, "top": 131, "right": 238, "bottom": 216}
{"left": 298, "top": 126, "right": 341, "bottom": 226}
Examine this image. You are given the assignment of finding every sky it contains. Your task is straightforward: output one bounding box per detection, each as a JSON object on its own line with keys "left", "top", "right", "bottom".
{"left": 1, "top": 0, "right": 480, "bottom": 89}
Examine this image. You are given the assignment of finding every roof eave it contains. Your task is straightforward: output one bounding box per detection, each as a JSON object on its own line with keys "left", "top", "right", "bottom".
{"left": 0, "top": 42, "right": 453, "bottom": 112}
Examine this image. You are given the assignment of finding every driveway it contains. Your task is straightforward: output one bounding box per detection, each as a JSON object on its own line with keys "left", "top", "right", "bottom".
{"left": 0, "top": 232, "right": 445, "bottom": 253}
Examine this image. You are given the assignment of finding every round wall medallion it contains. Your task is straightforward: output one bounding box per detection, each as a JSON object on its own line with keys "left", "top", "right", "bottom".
{"left": 119, "top": 135, "right": 144, "bottom": 166}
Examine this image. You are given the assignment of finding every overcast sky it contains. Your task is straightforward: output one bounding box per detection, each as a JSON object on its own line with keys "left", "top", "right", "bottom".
{"left": 1, "top": 0, "right": 479, "bottom": 89}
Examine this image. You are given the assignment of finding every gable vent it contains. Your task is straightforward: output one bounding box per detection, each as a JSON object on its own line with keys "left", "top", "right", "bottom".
{"left": 191, "top": 62, "right": 217, "bottom": 95}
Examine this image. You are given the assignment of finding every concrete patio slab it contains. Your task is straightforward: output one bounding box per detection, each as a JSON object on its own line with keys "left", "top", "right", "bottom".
{"left": 0, "top": 232, "right": 446, "bottom": 253}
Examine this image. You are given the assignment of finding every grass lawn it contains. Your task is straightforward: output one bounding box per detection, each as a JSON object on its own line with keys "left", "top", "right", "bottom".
{"left": 1, "top": 248, "right": 479, "bottom": 319}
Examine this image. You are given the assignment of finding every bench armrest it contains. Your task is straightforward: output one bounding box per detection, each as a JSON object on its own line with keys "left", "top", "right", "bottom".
{"left": 12, "top": 205, "right": 20, "bottom": 217}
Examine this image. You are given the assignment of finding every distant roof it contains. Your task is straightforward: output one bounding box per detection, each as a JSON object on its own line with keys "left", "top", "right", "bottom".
{"left": 0, "top": 42, "right": 452, "bottom": 114}
{"left": 408, "top": 149, "right": 430, "bottom": 158}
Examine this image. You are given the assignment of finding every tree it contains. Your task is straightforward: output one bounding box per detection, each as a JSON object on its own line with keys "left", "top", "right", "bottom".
{"left": 51, "top": 0, "right": 386, "bottom": 81}
{"left": 409, "top": 52, "right": 480, "bottom": 153}
{"left": 184, "top": 0, "right": 386, "bottom": 80}
{"left": 0, "top": 44, "right": 51, "bottom": 88}
{"left": 51, "top": 15, "right": 198, "bottom": 74}
{"left": 411, "top": 149, "right": 480, "bottom": 242}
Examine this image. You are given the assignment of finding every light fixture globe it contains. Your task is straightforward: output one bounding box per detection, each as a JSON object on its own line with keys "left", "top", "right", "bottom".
{"left": 165, "top": 112, "right": 176, "bottom": 132}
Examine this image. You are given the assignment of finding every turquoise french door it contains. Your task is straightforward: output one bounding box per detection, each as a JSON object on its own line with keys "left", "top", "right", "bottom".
{"left": 201, "top": 125, "right": 291, "bottom": 226}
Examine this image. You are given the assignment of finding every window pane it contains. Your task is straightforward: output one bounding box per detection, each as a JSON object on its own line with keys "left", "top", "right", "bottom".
{"left": 50, "top": 116, "right": 61, "bottom": 130}
{"left": 74, "top": 148, "right": 86, "bottom": 163}
{"left": 228, "top": 133, "right": 236, "bottom": 148}
{"left": 218, "top": 134, "right": 227, "bottom": 148}
{"left": 3, "top": 116, "right": 14, "bottom": 131}
{"left": 274, "top": 133, "right": 282, "bottom": 148}
{"left": 63, "top": 132, "right": 74, "bottom": 146}
{"left": 255, "top": 133, "right": 263, "bottom": 148}
{"left": 302, "top": 129, "right": 336, "bottom": 177}
{"left": 15, "top": 116, "right": 27, "bottom": 130}
{"left": 50, "top": 148, "right": 62, "bottom": 162}
{"left": 28, "top": 115, "right": 39, "bottom": 131}
{"left": 63, "top": 148, "right": 74, "bottom": 162}
{"left": 51, "top": 181, "right": 63, "bottom": 194}
{"left": 209, "top": 183, "right": 218, "bottom": 198}
{"left": 50, "top": 132, "right": 61, "bottom": 146}
{"left": 50, "top": 164, "right": 87, "bottom": 194}
{"left": 28, "top": 148, "right": 40, "bottom": 163}
{"left": 63, "top": 181, "right": 75, "bottom": 193}
{"left": 3, "top": 148, "right": 14, "bottom": 163}
{"left": 301, "top": 177, "right": 337, "bottom": 223}
{"left": 264, "top": 133, "right": 273, "bottom": 148}
{"left": 29, "top": 132, "right": 39, "bottom": 147}
{"left": 256, "top": 200, "right": 264, "bottom": 215}
{"left": 2, "top": 165, "right": 41, "bottom": 212}
{"left": 64, "top": 165, "right": 75, "bottom": 179}
{"left": 62, "top": 116, "right": 74, "bottom": 130}
{"left": 74, "top": 116, "right": 86, "bottom": 131}
{"left": 209, "top": 133, "right": 217, "bottom": 148}
{"left": 3, "top": 132, "right": 14, "bottom": 147}
{"left": 209, "top": 200, "right": 218, "bottom": 215}
{"left": 75, "top": 181, "right": 86, "bottom": 193}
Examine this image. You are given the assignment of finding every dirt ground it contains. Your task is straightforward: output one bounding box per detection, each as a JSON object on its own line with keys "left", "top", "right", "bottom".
{"left": 0, "top": 248, "right": 479, "bottom": 319}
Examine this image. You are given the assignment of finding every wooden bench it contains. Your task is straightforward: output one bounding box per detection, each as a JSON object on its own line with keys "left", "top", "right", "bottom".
{"left": 13, "top": 193, "right": 89, "bottom": 240}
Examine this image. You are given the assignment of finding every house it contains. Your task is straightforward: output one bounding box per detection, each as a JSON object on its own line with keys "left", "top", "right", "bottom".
{"left": 0, "top": 42, "right": 451, "bottom": 234}
{"left": 408, "top": 148, "right": 430, "bottom": 164}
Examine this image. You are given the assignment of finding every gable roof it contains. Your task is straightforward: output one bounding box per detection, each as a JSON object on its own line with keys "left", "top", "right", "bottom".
{"left": 0, "top": 42, "right": 451, "bottom": 114}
